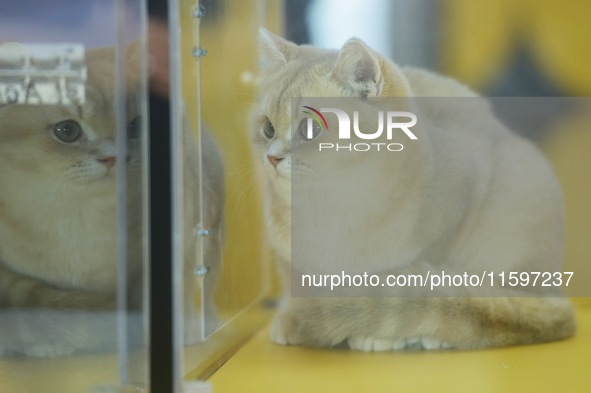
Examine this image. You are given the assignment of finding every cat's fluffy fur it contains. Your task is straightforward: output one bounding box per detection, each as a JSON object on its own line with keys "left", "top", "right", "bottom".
{"left": 0, "top": 47, "right": 224, "bottom": 357}
{"left": 251, "top": 29, "right": 575, "bottom": 351}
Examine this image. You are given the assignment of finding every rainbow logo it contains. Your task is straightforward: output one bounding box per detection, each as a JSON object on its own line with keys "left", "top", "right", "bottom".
{"left": 302, "top": 106, "right": 329, "bottom": 130}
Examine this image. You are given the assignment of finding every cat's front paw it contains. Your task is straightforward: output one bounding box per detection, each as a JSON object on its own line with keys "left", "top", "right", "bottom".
{"left": 270, "top": 305, "right": 347, "bottom": 348}
{"left": 184, "top": 316, "right": 201, "bottom": 346}
{"left": 0, "top": 341, "right": 78, "bottom": 358}
{"left": 348, "top": 336, "right": 453, "bottom": 352}
{"left": 20, "top": 343, "right": 78, "bottom": 358}
{"left": 270, "top": 310, "right": 303, "bottom": 346}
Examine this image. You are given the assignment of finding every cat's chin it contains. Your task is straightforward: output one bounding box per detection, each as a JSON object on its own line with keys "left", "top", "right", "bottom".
{"left": 270, "top": 177, "right": 291, "bottom": 203}
{"left": 88, "top": 166, "right": 130, "bottom": 183}
{"left": 265, "top": 165, "right": 290, "bottom": 185}
{"left": 274, "top": 171, "right": 290, "bottom": 182}
{"left": 270, "top": 170, "right": 290, "bottom": 183}
{"left": 69, "top": 172, "right": 116, "bottom": 190}
{"left": 90, "top": 172, "right": 114, "bottom": 183}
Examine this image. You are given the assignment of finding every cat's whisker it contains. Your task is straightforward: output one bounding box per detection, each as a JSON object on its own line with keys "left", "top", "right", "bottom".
{"left": 226, "top": 92, "right": 263, "bottom": 101}
{"left": 229, "top": 169, "right": 265, "bottom": 218}
{"left": 226, "top": 162, "right": 258, "bottom": 177}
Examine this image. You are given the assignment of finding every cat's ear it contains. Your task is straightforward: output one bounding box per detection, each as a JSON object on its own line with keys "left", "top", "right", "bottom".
{"left": 332, "top": 38, "right": 385, "bottom": 97}
{"left": 258, "top": 28, "right": 298, "bottom": 68}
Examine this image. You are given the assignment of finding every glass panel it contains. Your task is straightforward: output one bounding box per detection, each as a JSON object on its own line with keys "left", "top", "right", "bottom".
{"left": 0, "top": 0, "right": 148, "bottom": 392}
{"left": 198, "top": 0, "right": 272, "bottom": 331}
{"left": 178, "top": 0, "right": 277, "bottom": 378}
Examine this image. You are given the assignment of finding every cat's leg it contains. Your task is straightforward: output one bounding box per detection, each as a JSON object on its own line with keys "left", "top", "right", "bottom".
{"left": 348, "top": 336, "right": 453, "bottom": 351}
{"left": 183, "top": 270, "right": 202, "bottom": 346}
{"left": 182, "top": 222, "right": 224, "bottom": 345}
{"left": 271, "top": 297, "right": 575, "bottom": 351}
{"left": 202, "top": 224, "right": 223, "bottom": 337}
{"left": 0, "top": 264, "right": 129, "bottom": 358}
{"left": 201, "top": 128, "right": 225, "bottom": 338}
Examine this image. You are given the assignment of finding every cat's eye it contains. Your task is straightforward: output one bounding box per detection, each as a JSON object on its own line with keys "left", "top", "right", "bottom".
{"left": 298, "top": 118, "right": 322, "bottom": 140}
{"left": 127, "top": 116, "right": 142, "bottom": 139}
{"left": 263, "top": 120, "right": 275, "bottom": 139}
{"left": 53, "top": 120, "right": 83, "bottom": 143}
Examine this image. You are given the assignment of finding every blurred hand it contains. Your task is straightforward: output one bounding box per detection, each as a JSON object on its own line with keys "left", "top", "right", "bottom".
{"left": 148, "top": 18, "right": 170, "bottom": 97}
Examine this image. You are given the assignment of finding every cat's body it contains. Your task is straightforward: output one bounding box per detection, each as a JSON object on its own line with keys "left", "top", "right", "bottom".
{"left": 0, "top": 47, "right": 224, "bottom": 357}
{"left": 252, "top": 30, "right": 575, "bottom": 351}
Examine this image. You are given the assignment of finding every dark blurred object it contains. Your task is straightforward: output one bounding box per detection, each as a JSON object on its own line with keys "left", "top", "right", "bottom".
{"left": 284, "top": 0, "right": 311, "bottom": 45}
{"left": 488, "top": 46, "right": 564, "bottom": 97}
{"left": 148, "top": 18, "right": 170, "bottom": 97}
{"left": 147, "top": 0, "right": 168, "bottom": 20}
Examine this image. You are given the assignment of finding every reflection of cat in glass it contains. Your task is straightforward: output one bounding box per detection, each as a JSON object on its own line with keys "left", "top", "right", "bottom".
{"left": 0, "top": 47, "right": 224, "bottom": 357}
{"left": 252, "top": 30, "right": 575, "bottom": 351}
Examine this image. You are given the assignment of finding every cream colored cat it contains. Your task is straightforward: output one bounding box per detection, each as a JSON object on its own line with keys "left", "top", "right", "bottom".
{"left": 252, "top": 29, "right": 575, "bottom": 351}
{"left": 0, "top": 47, "right": 224, "bottom": 357}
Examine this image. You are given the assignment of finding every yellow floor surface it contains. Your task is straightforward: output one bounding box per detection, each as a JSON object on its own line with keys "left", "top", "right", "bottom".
{"left": 0, "top": 300, "right": 588, "bottom": 392}
{"left": 210, "top": 299, "right": 591, "bottom": 393}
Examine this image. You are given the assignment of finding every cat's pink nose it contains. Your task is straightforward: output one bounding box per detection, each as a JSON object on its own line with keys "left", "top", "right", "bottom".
{"left": 267, "top": 155, "right": 283, "bottom": 168}
{"left": 98, "top": 156, "right": 116, "bottom": 169}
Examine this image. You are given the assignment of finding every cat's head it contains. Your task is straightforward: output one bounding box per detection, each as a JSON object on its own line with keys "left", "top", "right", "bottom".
{"left": 252, "top": 29, "right": 411, "bottom": 200}
{"left": 0, "top": 47, "right": 143, "bottom": 198}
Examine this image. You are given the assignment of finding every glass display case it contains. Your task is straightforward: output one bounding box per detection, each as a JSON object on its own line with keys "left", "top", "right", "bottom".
{"left": 0, "top": 0, "right": 149, "bottom": 391}
{"left": 0, "top": 0, "right": 277, "bottom": 391}
{"left": 1, "top": 0, "right": 588, "bottom": 392}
